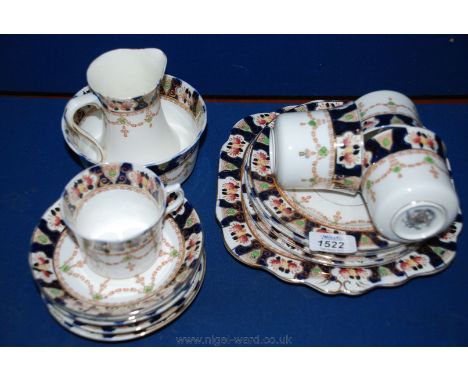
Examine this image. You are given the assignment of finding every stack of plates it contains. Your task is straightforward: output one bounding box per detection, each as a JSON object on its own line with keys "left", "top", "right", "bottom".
{"left": 29, "top": 198, "right": 205, "bottom": 341}
{"left": 216, "top": 101, "right": 462, "bottom": 295}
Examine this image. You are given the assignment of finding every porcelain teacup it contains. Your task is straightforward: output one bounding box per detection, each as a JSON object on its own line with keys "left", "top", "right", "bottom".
{"left": 361, "top": 125, "right": 459, "bottom": 242}
{"left": 60, "top": 162, "right": 184, "bottom": 279}
{"left": 270, "top": 102, "right": 363, "bottom": 193}
{"left": 64, "top": 48, "right": 180, "bottom": 164}
{"left": 356, "top": 90, "right": 422, "bottom": 132}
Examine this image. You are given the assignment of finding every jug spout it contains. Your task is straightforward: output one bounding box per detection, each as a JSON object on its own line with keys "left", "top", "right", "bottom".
{"left": 141, "top": 48, "right": 167, "bottom": 83}
{"left": 86, "top": 48, "right": 167, "bottom": 100}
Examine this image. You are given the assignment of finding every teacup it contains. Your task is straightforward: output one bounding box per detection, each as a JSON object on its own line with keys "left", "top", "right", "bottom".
{"left": 60, "top": 162, "right": 184, "bottom": 279}
{"left": 64, "top": 48, "right": 180, "bottom": 164}
{"left": 356, "top": 90, "right": 422, "bottom": 132}
{"left": 361, "top": 126, "right": 459, "bottom": 242}
{"left": 270, "top": 102, "right": 363, "bottom": 193}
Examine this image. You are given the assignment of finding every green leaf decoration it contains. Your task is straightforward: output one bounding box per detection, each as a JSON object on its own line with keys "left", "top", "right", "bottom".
{"left": 226, "top": 208, "right": 237, "bottom": 216}
{"left": 382, "top": 137, "right": 391, "bottom": 148}
{"left": 44, "top": 287, "right": 64, "bottom": 298}
{"left": 366, "top": 180, "right": 373, "bottom": 190}
{"left": 378, "top": 266, "right": 391, "bottom": 277}
{"left": 318, "top": 146, "right": 329, "bottom": 157}
{"left": 390, "top": 116, "right": 404, "bottom": 125}
{"left": 392, "top": 166, "right": 401, "bottom": 173}
{"left": 424, "top": 156, "right": 434, "bottom": 164}
{"left": 170, "top": 249, "right": 179, "bottom": 258}
{"left": 311, "top": 266, "right": 322, "bottom": 275}
{"left": 117, "top": 117, "right": 127, "bottom": 125}
{"left": 250, "top": 250, "right": 261, "bottom": 260}
{"left": 60, "top": 264, "right": 71, "bottom": 273}
{"left": 144, "top": 285, "right": 153, "bottom": 293}
{"left": 295, "top": 220, "right": 305, "bottom": 227}
{"left": 308, "top": 119, "right": 317, "bottom": 127}
{"left": 432, "top": 247, "right": 445, "bottom": 256}
{"left": 37, "top": 233, "right": 50, "bottom": 245}
{"left": 93, "top": 294, "right": 103, "bottom": 301}
{"left": 238, "top": 123, "right": 252, "bottom": 132}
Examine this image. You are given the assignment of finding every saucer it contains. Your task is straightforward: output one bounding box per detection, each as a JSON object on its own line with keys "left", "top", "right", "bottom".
{"left": 216, "top": 104, "right": 463, "bottom": 295}
{"left": 53, "top": 218, "right": 185, "bottom": 308}
{"left": 30, "top": 197, "right": 203, "bottom": 320}
{"left": 247, "top": 124, "right": 398, "bottom": 252}
{"left": 48, "top": 250, "right": 205, "bottom": 330}
{"left": 46, "top": 253, "right": 205, "bottom": 341}
{"left": 62, "top": 74, "right": 207, "bottom": 185}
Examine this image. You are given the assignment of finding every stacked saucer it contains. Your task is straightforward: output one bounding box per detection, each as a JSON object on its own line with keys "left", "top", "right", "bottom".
{"left": 216, "top": 101, "right": 462, "bottom": 295}
{"left": 29, "top": 197, "right": 204, "bottom": 341}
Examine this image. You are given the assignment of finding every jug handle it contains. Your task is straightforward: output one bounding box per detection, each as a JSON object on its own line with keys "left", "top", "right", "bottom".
{"left": 64, "top": 92, "right": 106, "bottom": 163}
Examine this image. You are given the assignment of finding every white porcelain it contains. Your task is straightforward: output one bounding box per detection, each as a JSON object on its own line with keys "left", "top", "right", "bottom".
{"left": 60, "top": 163, "right": 184, "bottom": 279}
{"left": 62, "top": 76, "right": 207, "bottom": 185}
{"left": 356, "top": 90, "right": 421, "bottom": 131}
{"left": 54, "top": 218, "right": 185, "bottom": 307}
{"left": 64, "top": 48, "right": 180, "bottom": 164}
{"left": 45, "top": 253, "right": 205, "bottom": 341}
{"left": 361, "top": 149, "right": 459, "bottom": 242}
{"left": 216, "top": 106, "right": 463, "bottom": 295}
{"left": 271, "top": 110, "right": 336, "bottom": 190}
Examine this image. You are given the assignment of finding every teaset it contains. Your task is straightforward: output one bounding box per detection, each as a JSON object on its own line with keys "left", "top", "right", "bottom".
{"left": 216, "top": 92, "right": 462, "bottom": 295}
{"left": 29, "top": 48, "right": 206, "bottom": 341}
{"left": 29, "top": 48, "right": 462, "bottom": 341}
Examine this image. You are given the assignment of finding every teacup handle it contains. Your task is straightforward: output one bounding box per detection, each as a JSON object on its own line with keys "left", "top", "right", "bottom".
{"left": 164, "top": 183, "right": 185, "bottom": 215}
{"left": 64, "top": 92, "right": 106, "bottom": 163}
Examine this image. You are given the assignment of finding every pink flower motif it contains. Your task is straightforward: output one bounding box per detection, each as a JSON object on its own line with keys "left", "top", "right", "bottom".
{"left": 229, "top": 222, "right": 252, "bottom": 245}
{"left": 398, "top": 255, "right": 427, "bottom": 272}
{"left": 337, "top": 132, "right": 361, "bottom": 169}
{"left": 221, "top": 180, "right": 240, "bottom": 202}
{"left": 338, "top": 268, "right": 368, "bottom": 281}
{"left": 226, "top": 135, "right": 245, "bottom": 157}
{"left": 362, "top": 117, "right": 379, "bottom": 131}
{"left": 268, "top": 256, "right": 301, "bottom": 275}
{"left": 31, "top": 252, "right": 56, "bottom": 283}
{"left": 252, "top": 150, "right": 270, "bottom": 175}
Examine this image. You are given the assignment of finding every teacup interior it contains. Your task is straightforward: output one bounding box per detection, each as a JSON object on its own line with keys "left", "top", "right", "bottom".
{"left": 73, "top": 188, "right": 162, "bottom": 241}
{"left": 87, "top": 48, "right": 167, "bottom": 99}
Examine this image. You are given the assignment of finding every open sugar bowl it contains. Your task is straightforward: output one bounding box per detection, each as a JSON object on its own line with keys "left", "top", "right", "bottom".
{"left": 62, "top": 49, "right": 207, "bottom": 185}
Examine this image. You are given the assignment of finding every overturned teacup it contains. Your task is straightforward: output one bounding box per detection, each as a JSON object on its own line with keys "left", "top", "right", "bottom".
{"left": 361, "top": 126, "right": 459, "bottom": 242}
{"left": 60, "top": 163, "right": 184, "bottom": 279}
{"left": 270, "top": 102, "right": 363, "bottom": 193}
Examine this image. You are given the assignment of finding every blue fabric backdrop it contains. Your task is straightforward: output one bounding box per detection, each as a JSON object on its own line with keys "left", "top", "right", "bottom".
{"left": 1, "top": 35, "right": 468, "bottom": 96}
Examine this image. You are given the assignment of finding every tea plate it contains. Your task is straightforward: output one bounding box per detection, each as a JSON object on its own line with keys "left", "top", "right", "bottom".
{"left": 30, "top": 197, "right": 203, "bottom": 320}
{"left": 216, "top": 103, "right": 463, "bottom": 295}
{"left": 242, "top": 143, "right": 414, "bottom": 268}
{"left": 53, "top": 218, "right": 185, "bottom": 307}
{"left": 47, "top": 250, "right": 204, "bottom": 331}
{"left": 46, "top": 253, "right": 205, "bottom": 341}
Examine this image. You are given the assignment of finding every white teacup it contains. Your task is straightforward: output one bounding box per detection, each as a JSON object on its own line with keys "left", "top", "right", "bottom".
{"left": 60, "top": 162, "right": 184, "bottom": 279}
{"left": 361, "top": 127, "right": 459, "bottom": 242}
{"left": 270, "top": 103, "right": 363, "bottom": 193}
{"left": 356, "top": 90, "right": 422, "bottom": 132}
